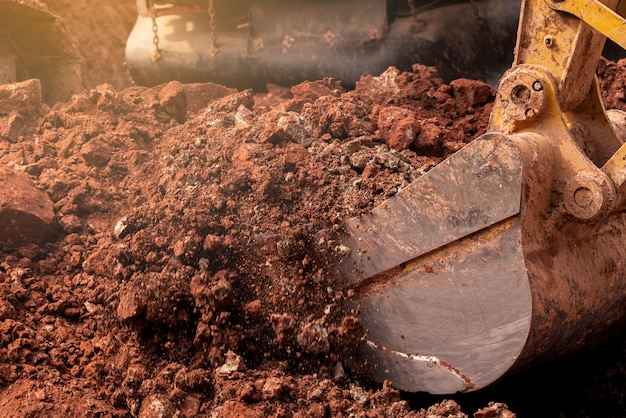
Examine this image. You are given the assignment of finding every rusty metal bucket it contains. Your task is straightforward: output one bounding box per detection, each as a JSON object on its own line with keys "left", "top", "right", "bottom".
{"left": 335, "top": 124, "right": 626, "bottom": 394}
{"left": 319, "top": 0, "right": 626, "bottom": 395}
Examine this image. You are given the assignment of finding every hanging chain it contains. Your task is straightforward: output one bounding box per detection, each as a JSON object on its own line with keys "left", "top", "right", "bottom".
{"left": 407, "top": 0, "right": 418, "bottom": 20}
{"left": 407, "top": 0, "right": 443, "bottom": 27}
{"left": 150, "top": 1, "right": 217, "bottom": 60}
{"left": 468, "top": 0, "right": 486, "bottom": 29}
{"left": 150, "top": 10, "right": 162, "bottom": 62}
{"left": 208, "top": 0, "right": 218, "bottom": 56}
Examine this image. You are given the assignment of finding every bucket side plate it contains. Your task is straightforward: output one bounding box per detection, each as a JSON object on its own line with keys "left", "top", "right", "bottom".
{"left": 354, "top": 216, "right": 532, "bottom": 393}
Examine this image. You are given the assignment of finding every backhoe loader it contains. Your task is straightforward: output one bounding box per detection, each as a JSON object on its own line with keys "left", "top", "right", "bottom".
{"left": 323, "top": 0, "right": 626, "bottom": 394}
{"left": 3, "top": 0, "right": 626, "bottom": 397}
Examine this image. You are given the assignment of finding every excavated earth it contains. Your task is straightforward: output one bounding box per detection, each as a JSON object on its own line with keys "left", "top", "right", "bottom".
{"left": 0, "top": 1, "right": 626, "bottom": 417}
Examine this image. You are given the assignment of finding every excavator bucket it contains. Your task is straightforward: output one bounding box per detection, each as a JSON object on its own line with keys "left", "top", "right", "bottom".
{"left": 125, "top": 0, "right": 520, "bottom": 89}
{"left": 335, "top": 127, "right": 626, "bottom": 393}
{"left": 332, "top": 133, "right": 530, "bottom": 394}
{"left": 0, "top": 0, "right": 82, "bottom": 104}
{"left": 323, "top": 0, "right": 626, "bottom": 394}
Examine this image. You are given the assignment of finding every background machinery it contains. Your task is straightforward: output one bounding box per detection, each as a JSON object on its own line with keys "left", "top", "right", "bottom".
{"left": 125, "top": 0, "right": 521, "bottom": 89}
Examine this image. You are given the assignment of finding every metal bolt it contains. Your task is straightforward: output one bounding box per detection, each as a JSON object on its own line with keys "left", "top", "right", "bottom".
{"left": 563, "top": 172, "right": 615, "bottom": 221}
{"left": 511, "top": 84, "right": 531, "bottom": 106}
{"left": 544, "top": 36, "right": 555, "bottom": 48}
{"left": 573, "top": 187, "right": 593, "bottom": 208}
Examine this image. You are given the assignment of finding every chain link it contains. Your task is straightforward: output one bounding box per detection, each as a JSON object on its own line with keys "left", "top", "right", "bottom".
{"left": 208, "top": 0, "right": 218, "bottom": 56}
{"left": 469, "top": 0, "right": 486, "bottom": 29}
{"left": 408, "top": 0, "right": 417, "bottom": 19}
{"left": 150, "top": 1, "right": 217, "bottom": 60}
{"left": 150, "top": 10, "right": 161, "bottom": 61}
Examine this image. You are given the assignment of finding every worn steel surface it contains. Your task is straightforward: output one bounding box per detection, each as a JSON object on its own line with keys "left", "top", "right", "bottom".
{"left": 336, "top": 134, "right": 523, "bottom": 284}
{"left": 354, "top": 215, "right": 532, "bottom": 394}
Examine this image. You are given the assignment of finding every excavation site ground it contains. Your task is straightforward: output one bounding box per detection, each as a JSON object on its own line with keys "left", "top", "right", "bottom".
{"left": 1, "top": 1, "right": 626, "bottom": 417}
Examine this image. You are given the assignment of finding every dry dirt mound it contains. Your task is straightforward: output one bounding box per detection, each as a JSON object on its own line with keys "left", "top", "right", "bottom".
{"left": 41, "top": 0, "right": 136, "bottom": 91}
{"left": 0, "top": 63, "right": 502, "bottom": 417}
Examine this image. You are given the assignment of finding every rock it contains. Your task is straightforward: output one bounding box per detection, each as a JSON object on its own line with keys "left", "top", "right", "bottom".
{"left": 450, "top": 78, "right": 494, "bottom": 107}
{"left": 205, "top": 89, "right": 254, "bottom": 114}
{"left": 258, "top": 110, "right": 311, "bottom": 145}
{"left": 291, "top": 80, "right": 338, "bottom": 101}
{"left": 182, "top": 82, "right": 237, "bottom": 115}
{"left": 158, "top": 80, "right": 187, "bottom": 123}
{"left": 190, "top": 270, "right": 234, "bottom": 311}
{"left": 377, "top": 106, "right": 420, "bottom": 151}
{"left": 474, "top": 402, "right": 516, "bottom": 418}
{"left": 297, "top": 321, "right": 330, "bottom": 354}
{"left": 113, "top": 216, "right": 135, "bottom": 239}
{"left": 116, "top": 281, "right": 149, "bottom": 321}
{"left": 262, "top": 376, "right": 286, "bottom": 400}
{"left": 415, "top": 122, "right": 444, "bottom": 156}
{"left": 424, "top": 400, "right": 468, "bottom": 418}
{"left": 80, "top": 136, "right": 114, "bottom": 167}
{"left": 0, "top": 166, "right": 56, "bottom": 250}
{"left": 0, "top": 299, "right": 17, "bottom": 320}
{"left": 270, "top": 313, "right": 297, "bottom": 345}
{"left": 0, "top": 79, "right": 46, "bottom": 117}
{"left": 0, "top": 79, "right": 47, "bottom": 141}
{"left": 283, "top": 143, "right": 309, "bottom": 167}
{"left": 220, "top": 400, "right": 263, "bottom": 418}
{"left": 138, "top": 394, "right": 176, "bottom": 418}
{"left": 216, "top": 350, "right": 246, "bottom": 377}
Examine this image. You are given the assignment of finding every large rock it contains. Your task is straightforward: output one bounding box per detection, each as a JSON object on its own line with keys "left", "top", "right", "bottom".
{"left": 0, "top": 79, "right": 47, "bottom": 142}
{"left": 0, "top": 166, "right": 56, "bottom": 250}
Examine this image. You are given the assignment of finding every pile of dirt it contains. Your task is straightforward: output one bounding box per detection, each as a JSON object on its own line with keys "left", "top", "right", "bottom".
{"left": 0, "top": 59, "right": 509, "bottom": 416}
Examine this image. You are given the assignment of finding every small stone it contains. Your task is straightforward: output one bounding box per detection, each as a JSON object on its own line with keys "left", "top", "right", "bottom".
{"left": 138, "top": 394, "right": 176, "bottom": 418}
{"left": 262, "top": 376, "right": 285, "bottom": 400}
{"left": 158, "top": 80, "right": 187, "bottom": 123}
{"left": 0, "top": 299, "right": 17, "bottom": 320}
{"left": 80, "top": 136, "right": 113, "bottom": 167}
{"left": 216, "top": 350, "right": 246, "bottom": 377}
{"left": 377, "top": 106, "right": 420, "bottom": 151}
{"left": 474, "top": 402, "right": 516, "bottom": 418}
{"left": 113, "top": 216, "right": 134, "bottom": 239}
{"left": 450, "top": 78, "right": 494, "bottom": 107}
{"left": 415, "top": 122, "right": 444, "bottom": 156}
{"left": 291, "top": 81, "right": 337, "bottom": 101}
{"left": 296, "top": 321, "right": 330, "bottom": 354}
{"left": 270, "top": 313, "right": 296, "bottom": 345}
{"left": 283, "top": 143, "right": 309, "bottom": 166}
{"left": 0, "top": 166, "right": 56, "bottom": 250}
